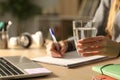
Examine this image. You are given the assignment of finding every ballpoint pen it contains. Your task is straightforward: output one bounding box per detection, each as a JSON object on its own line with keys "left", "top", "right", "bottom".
{"left": 0, "top": 21, "right": 5, "bottom": 31}
{"left": 0, "top": 21, "right": 12, "bottom": 31}
{"left": 4, "top": 21, "right": 12, "bottom": 31}
{"left": 49, "top": 28, "right": 60, "bottom": 51}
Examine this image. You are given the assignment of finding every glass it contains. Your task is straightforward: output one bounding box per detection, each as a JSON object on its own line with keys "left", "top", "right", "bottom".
{"left": 73, "top": 18, "right": 97, "bottom": 50}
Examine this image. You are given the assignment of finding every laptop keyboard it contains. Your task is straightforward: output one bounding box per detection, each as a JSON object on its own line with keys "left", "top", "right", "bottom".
{"left": 0, "top": 58, "right": 24, "bottom": 77}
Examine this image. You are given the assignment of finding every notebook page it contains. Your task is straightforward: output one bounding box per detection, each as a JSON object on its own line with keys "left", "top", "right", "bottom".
{"left": 32, "top": 51, "right": 106, "bottom": 68}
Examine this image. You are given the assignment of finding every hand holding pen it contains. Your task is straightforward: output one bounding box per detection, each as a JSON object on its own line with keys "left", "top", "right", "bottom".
{"left": 47, "top": 28, "right": 67, "bottom": 58}
{"left": 49, "top": 28, "right": 60, "bottom": 51}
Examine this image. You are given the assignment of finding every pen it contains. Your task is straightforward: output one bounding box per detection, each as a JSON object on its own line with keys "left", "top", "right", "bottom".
{"left": 0, "top": 21, "right": 12, "bottom": 31}
{"left": 0, "top": 21, "right": 5, "bottom": 31}
{"left": 49, "top": 28, "right": 60, "bottom": 51}
{"left": 4, "top": 21, "right": 12, "bottom": 31}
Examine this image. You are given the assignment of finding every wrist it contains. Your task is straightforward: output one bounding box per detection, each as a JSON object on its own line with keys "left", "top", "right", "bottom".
{"left": 116, "top": 42, "right": 120, "bottom": 57}
{"left": 65, "top": 40, "right": 75, "bottom": 52}
{"left": 63, "top": 40, "right": 69, "bottom": 52}
{"left": 117, "top": 51, "right": 120, "bottom": 57}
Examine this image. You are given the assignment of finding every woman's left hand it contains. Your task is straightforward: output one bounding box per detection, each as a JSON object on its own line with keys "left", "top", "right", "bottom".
{"left": 76, "top": 36, "right": 120, "bottom": 57}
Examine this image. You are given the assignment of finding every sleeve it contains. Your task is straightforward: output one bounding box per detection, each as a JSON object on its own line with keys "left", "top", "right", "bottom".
{"left": 66, "top": 37, "right": 76, "bottom": 52}
{"left": 93, "top": 0, "right": 111, "bottom": 36}
{"left": 66, "top": 40, "right": 76, "bottom": 52}
{"left": 66, "top": 0, "right": 112, "bottom": 52}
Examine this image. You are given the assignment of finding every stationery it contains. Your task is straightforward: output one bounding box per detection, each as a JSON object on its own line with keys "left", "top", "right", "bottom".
{"left": 92, "top": 75, "right": 117, "bottom": 80}
{"left": 32, "top": 51, "right": 111, "bottom": 68}
{"left": 49, "top": 28, "right": 59, "bottom": 51}
{"left": 92, "top": 64, "right": 120, "bottom": 79}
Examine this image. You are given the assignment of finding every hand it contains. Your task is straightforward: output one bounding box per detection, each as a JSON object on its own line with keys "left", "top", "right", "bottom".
{"left": 76, "top": 36, "right": 120, "bottom": 57}
{"left": 46, "top": 40, "right": 68, "bottom": 58}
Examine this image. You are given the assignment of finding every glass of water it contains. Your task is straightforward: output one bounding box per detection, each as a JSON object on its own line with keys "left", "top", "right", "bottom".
{"left": 73, "top": 18, "right": 97, "bottom": 48}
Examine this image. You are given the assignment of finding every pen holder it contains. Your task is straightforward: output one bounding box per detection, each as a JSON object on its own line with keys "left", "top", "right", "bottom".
{"left": 0, "top": 31, "right": 8, "bottom": 49}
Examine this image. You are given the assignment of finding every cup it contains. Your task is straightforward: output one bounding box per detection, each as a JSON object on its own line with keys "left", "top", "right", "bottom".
{"left": 0, "top": 31, "right": 8, "bottom": 49}
{"left": 73, "top": 18, "right": 97, "bottom": 49}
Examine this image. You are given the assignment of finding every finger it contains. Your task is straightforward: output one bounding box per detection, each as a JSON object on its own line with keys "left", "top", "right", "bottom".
{"left": 49, "top": 45, "right": 63, "bottom": 57}
{"left": 78, "top": 36, "right": 105, "bottom": 43}
{"left": 59, "top": 41, "right": 66, "bottom": 55}
{"left": 77, "top": 40, "right": 105, "bottom": 49}
{"left": 77, "top": 46, "right": 103, "bottom": 53}
{"left": 51, "top": 50, "right": 63, "bottom": 58}
{"left": 47, "top": 47, "right": 63, "bottom": 57}
{"left": 80, "top": 51, "right": 101, "bottom": 57}
{"left": 60, "top": 47, "right": 66, "bottom": 55}
{"left": 46, "top": 42, "right": 63, "bottom": 58}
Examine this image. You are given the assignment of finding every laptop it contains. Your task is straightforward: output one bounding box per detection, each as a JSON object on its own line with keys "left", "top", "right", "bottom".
{"left": 0, "top": 56, "right": 52, "bottom": 79}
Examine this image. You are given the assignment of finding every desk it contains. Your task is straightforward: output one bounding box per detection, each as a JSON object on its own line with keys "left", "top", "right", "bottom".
{"left": 0, "top": 48, "right": 120, "bottom": 80}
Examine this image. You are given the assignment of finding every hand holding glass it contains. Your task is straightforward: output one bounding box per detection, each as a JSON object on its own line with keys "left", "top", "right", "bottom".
{"left": 73, "top": 19, "right": 97, "bottom": 55}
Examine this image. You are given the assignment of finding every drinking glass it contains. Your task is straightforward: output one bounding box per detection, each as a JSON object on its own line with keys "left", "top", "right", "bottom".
{"left": 73, "top": 18, "right": 97, "bottom": 52}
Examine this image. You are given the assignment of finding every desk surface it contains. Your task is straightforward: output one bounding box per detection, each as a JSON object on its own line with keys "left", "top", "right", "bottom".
{"left": 0, "top": 48, "right": 120, "bottom": 80}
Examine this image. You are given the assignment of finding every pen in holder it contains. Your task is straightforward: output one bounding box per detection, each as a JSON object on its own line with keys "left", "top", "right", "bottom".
{"left": 0, "top": 21, "right": 12, "bottom": 49}
{"left": 0, "top": 31, "right": 8, "bottom": 49}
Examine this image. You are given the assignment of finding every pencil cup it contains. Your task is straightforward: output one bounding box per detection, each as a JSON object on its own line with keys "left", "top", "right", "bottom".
{"left": 73, "top": 17, "right": 97, "bottom": 54}
{"left": 0, "top": 31, "right": 8, "bottom": 49}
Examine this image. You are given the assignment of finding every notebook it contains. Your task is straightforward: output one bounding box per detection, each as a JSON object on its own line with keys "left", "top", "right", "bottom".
{"left": 32, "top": 51, "right": 111, "bottom": 68}
{"left": 92, "top": 75, "right": 117, "bottom": 80}
{"left": 0, "top": 56, "right": 51, "bottom": 79}
{"left": 92, "top": 64, "right": 120, "bottom": 79}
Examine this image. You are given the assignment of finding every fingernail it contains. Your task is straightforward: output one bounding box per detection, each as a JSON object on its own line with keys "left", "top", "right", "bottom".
{"left": 58, "top": 54, "right": 62, "bottom": 57}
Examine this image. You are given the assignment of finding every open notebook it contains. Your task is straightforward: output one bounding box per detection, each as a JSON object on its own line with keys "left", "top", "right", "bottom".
{"left": 32, "top": 51, "right": 111, "bottom": 68}
{"left": 92, "top": 64, "right": 120, "bottom": 79}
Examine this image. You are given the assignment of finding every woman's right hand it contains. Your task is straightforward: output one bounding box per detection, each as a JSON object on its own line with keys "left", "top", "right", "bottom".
{"left": 46, "top": 40, "right": 68, "bottom": 58}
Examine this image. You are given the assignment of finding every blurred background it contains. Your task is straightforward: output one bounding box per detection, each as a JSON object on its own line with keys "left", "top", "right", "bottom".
{"left": 0, "top": 0, "right": 100, "bottom": 41}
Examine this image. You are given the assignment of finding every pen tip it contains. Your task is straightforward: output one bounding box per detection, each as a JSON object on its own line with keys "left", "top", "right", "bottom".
{"left": 49, "top": 28, "right": 55, "bottom": 35}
